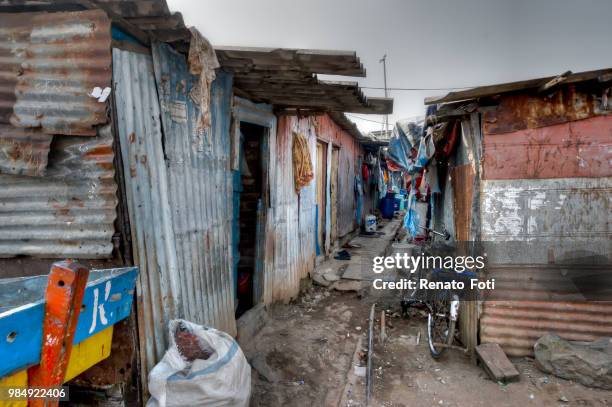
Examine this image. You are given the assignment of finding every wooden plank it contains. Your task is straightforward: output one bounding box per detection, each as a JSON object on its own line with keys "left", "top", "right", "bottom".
{"left": 64, "top": 326, "right": 113, "bottom": 382}
{"left": 476, "top": 343, "right": 520, "bottom": 382}
{"left": 0, "top": 370, "right": 27, "bottom": 407}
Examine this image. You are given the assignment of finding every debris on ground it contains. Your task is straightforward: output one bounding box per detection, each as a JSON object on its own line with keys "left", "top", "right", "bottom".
{"left": 476, "top": 343, "right": 520, "bottom": 383}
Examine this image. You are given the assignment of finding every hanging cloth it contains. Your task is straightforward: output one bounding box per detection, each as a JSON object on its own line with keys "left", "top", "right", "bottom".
{"left": 292, "top": 131, "right": 314, "bottom": 192}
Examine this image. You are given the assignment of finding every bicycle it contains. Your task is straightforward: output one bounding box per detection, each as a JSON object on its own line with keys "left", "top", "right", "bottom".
{"left": 426, "top": 269, "right": 477, "bottom": 358}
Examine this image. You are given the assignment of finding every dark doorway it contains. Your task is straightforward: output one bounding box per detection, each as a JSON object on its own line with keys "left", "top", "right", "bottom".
{"left": 234, "top": 122, "right": 265, "bottom": 317}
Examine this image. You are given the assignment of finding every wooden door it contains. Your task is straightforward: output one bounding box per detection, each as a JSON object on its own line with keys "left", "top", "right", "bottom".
{"left": 315, "top": 142, "right": 327, "bottom": 255}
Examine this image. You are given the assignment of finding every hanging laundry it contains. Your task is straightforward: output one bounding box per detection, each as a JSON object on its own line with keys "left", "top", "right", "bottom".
{"left": 292, "top": 131, "right": 314, "bottom": 192}
{"left": 361, "top": 162, "right": 369, "bottom": 183}
{"left": 386, "top": 158, "right": 403, "bottom": 172}
{"left": 436, "top": 120, "right": 459, "bottom": 158}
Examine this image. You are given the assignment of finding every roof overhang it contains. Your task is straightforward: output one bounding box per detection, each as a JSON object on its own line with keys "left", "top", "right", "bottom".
{"left": 216, "top": 47, "right": 393, "bottom": 115}
{"left": 425, "top": 68, "right": 612, "bottom": 105}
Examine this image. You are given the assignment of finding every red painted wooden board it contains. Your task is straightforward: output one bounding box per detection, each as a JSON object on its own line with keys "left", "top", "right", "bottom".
{"left": 483, "top": 115, "right": 612, "bottom": 180}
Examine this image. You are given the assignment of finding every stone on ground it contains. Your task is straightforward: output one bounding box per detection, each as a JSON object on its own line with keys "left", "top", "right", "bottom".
{"left": 534, "top": 333, "right": 612, "bottom": 390}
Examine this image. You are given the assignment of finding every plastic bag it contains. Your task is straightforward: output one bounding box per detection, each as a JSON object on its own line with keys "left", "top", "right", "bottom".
{"left": 147, "top": 319, "right": 251, "bottom": 407}
{"left": 403, "top": 192, "right": 420, "bottom": 238}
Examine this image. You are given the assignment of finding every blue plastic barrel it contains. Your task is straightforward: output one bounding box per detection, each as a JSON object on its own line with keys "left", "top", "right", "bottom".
{"left": 381, "top": 197, "right": 395, "bottom": 219}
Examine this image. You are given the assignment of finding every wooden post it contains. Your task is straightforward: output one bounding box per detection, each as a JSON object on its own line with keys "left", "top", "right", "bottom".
{"left": 28, "top": 261, "right": 89, "bottom": 407}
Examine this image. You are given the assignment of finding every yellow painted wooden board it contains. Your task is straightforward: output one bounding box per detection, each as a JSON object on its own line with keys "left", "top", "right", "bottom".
{"left": 64, "top": 326, "right": 113, "bottom": 382}
{"left": 0, "top": 326, "right": 113, "bottom": 407}
{"left": 0, "top": 370, "right": 27, "bottom": 407}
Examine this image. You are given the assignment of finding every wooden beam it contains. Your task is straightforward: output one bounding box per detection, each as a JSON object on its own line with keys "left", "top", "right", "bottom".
{"left": 538, "top": 70, "right": 571, "bottom": 93}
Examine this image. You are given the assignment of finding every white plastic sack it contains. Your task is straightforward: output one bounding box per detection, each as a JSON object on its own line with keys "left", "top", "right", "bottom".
{"left": 147, "top": 319, "right": 251, "bottom": 407}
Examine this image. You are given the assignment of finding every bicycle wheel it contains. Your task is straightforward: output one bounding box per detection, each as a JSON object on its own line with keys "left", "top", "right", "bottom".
{"left": 427, "top": 290, "right": 459, "bottom": 358}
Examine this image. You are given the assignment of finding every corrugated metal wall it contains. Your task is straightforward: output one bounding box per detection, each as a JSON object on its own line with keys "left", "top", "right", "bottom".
{"left": 112, "top": 48, "right": 181, "bottom": 376}
{"left": 0, "top": 10, "right": 112, "bottom": 135}
{"left": 478, "top": 92, "right": 612, "bottom": 356}
{"left": 0, "top": 125, "right": 118, "bottom": 258}
{"left": 0, "top": 9, "right": 116, "bottom": 260}
{"left": 151, "top": 42, "right": 235, "bottom": 334}
{"left": 315, "top": 115, "right": 362, "bottom": 239}
{"left": 267, "top": 114, "right": 361, "bottom": 302}
{"left": 268, "top": 115, "right": 317, "bottom": 303}
{"left": 113, "top": 46, "right": 237, "bottom": 381}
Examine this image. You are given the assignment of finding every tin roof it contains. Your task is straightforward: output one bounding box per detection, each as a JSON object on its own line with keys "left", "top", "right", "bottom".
{"left": 425, "top": 68, "right": 612, "bottom": 105}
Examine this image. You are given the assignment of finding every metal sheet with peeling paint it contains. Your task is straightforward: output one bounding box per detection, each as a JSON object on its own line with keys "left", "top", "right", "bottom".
{"left": 0, "top": 125, "right": 118, "bottom": 258}
{"left": 113, "top": 46, "right": 237, "bottom": 386}
{"left": 0, "top": 10, "right": 112, "bottom": 135}
{"left": 112, "top": 47, "right": 180, "bottom": 379}
{"left": 269, "top": 115, "right": 317, "bottom": 303}
{"left": 0, "top": 125, "right": 52, "bottom": 176}
{"left": 151, "top": 42, "right": 236, "bottom": 335}
{"left": 480, "top": 177, "right": 611, "bottom": 357}
{"left": 483, "top": 115, "right": 612, "bottom": 180}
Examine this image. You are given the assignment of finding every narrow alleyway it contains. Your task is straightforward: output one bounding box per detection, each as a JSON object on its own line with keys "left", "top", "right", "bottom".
{"left": 240, "top": 218, "right": 611, "bottom": 407}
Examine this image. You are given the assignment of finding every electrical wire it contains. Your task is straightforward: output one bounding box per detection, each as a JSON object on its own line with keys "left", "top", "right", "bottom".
{"left": 360, "top": 86, "right": 472, "bottom": 91}
{"left": 345, "top": 114, "right": 387, "bottom": 125}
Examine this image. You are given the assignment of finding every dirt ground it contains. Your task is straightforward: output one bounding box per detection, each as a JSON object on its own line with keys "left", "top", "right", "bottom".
{"left": 240, "top": 220, "right": 611, "bottom": 407}
{"left": 371, "top": 295, "right": 611, "bottom": 407}
{"left": 243, "top": 285, "right": 611, "bottom": 407}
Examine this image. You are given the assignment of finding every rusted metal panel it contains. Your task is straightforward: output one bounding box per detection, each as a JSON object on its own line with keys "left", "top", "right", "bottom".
{"left": 270, "top": 115, "right": 317, "bottom": 303}
{"left": 483, "top": 87, "right": 610, "bottom": 135}
{"left": 481, "top": 295, "right": 612, "bottom": 357}
{"left": 479, "top": 177, "right": 611, "bottom": 356}
{"left": 450, "top": 164, "right": 474, "bottom": 241}
{"left": 315, "top": 114, "right": 361, "bottom": 238}
{"left": 0, "top": 10, "right": 111, "bottom": 135}
{"left": 0, "top": 125, "right": 52, "bottom": 176}
{"left": 483, "top": 115, "right": 612, "bottom": 180}
{"left": 0, "top": 124, "right": 118, "bottom": 258}
{"left": 151, "top": 42, "right": 236, "bottom": 335}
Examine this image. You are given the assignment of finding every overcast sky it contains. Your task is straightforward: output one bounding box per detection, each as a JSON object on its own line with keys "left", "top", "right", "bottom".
{"left": 167, "top": 0, "right": 612, "bottom": 133}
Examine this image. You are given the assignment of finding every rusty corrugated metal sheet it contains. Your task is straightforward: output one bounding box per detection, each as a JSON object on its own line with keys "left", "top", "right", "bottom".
{"left": 482, "top": 87, "right": 610, "bottom": 135}
{"left": 0, "top": 124, "right": 118, "bottom": 257}
{"left": 0, "top": 125, "right": 52, "bottom": 176}
{"left": 269, "top": 115, "right": 317, "bottom": 303}
{"left": 479, "top": 177, "right": 611, "bottom": 356}
{"left": 0, "top": 10, "right": 111, "bottom": 135}
{"left": 450, "top": 164, "right": 474, "bottom": 241}
{"left": 315, "top": 114, "right": 361, "bottom": 239}
{"left": 265, "top": 113, "right": 362, "bottom": 301}
{"left": 152, "top": 42, "right": 236, "bottom": 334}
{"left": 480, "top": 280, "right": 612, "bottom": 356}
{"left": 483, "top": 115, "right": 612, "bottom": 180}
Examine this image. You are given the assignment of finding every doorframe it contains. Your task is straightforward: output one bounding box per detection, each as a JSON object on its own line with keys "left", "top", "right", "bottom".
{"left": 232, "top": 96, "right": 276, "bottom": 306}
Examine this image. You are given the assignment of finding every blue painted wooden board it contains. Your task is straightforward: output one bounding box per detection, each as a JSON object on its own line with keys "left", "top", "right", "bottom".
{"left": 0, "top": 267, "right": 138, "bottom": 378}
